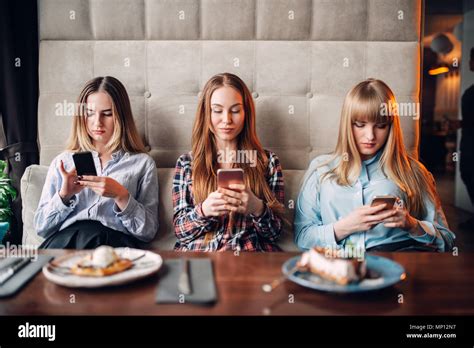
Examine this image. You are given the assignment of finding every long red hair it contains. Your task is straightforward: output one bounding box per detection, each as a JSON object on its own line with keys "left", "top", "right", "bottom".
{"left": 191, "top": 73, "right": 283, "bottom": 216}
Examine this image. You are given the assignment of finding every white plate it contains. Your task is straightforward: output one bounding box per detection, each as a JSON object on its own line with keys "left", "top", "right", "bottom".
{"left": 42, "top": 248, "right": 162, "bottom": 288}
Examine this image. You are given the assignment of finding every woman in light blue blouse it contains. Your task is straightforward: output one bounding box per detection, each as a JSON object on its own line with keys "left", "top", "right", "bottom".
{"left": 35, "top": 76, "right": 159, "bottom": 249}
{"left": 295, "top": 79, "right": 455, "bottom": 252}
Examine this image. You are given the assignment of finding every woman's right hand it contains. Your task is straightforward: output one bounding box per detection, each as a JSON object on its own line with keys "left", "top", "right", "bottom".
{"left": 201, "top": 190, "right": 232, "bottom": 217}
{"left": 333, "top": 204, "right": 397, "bottom": 241}
{"left": 58, "top": 160, "right": 83, "bottom": 203}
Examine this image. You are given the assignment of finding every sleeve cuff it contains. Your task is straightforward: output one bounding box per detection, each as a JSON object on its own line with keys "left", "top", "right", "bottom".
{"left": 297, "top": 223, "right": 341, "bottom": 251}
{"left": 325, "top": 223, "right": 343, "bottom": 247}
{"left": 113, "top": 194, "right": 137, "bottom": 217}
{"left": 51, "top": 192, "right": 77, "bottom": 212}
{"left": 250, "top": 203, "right": 271, "bottom": 223}
{"left": 194, "top": 203, "right": 218, "bottom": 223}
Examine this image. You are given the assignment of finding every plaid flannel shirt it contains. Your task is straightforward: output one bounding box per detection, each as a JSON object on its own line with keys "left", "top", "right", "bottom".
{"left": 172, "top": 151, "right": 284, "bottom": 251}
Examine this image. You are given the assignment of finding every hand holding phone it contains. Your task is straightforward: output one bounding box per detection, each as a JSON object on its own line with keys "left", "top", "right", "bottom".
{"left": 372, "top": 196, "right": 419, "bottom": 232}
{"left": 58, "top": 151, "right": 97, "bottom": 204}
{"left": 216, "top": 168, "right": 264, "bottom": 217}
{"left": 333, "top": 199, "right": 399, "bottom": 241}
{"left": 58, "top": 159, "right": 83, "bottom": 203}
{"left": 202, "top": 168, "right": 244, "bottom": 216}
{"left": 370, "top": 195, "right": 398, "bottom": 211}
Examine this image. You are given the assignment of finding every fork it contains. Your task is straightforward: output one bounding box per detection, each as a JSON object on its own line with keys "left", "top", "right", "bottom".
{"left": 262, "top": 265, "right": 299, "bottom": 293}
{"left": 46, "top": 264, "right": 72, "bottom": 276}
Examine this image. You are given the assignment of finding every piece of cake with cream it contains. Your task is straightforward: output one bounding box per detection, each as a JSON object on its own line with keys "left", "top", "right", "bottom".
{"left": 297, "top": 247, "right": 367, "bottom": 285}
{"left": 71, "top": 246, "right": 133, "bottom": 277}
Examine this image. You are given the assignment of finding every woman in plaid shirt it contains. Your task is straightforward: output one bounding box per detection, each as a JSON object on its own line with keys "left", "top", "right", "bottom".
{"left": 173, "top": 73, "right": 285, "bottom": 252}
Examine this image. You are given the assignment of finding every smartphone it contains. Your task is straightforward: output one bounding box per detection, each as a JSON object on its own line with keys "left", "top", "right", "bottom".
{"left": 370, "top": 195, "right": 397, "bottom": 210}
{"left": 72, "top": 151, "right": 97, "bottom": 176}
{"left": 217, "top": 168, "right": 244, "bottom": 190}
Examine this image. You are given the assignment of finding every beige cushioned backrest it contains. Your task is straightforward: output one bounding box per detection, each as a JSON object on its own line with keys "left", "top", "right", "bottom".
{"left": 38, "top": 0, "right": 422, "bottom": 169}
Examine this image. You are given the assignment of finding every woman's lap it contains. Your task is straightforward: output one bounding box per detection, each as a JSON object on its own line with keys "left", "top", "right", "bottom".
{"left": 39, "top": 220, "right": 139, "bottom": 249}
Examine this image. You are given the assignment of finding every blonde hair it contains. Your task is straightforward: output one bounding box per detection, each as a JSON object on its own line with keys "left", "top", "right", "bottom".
{"left": 191, "top": 73, "right": 284, "bottom": 217}
{"left": 66, "top": 76, "right": 146, "bottom": 154}
{"left": 320, "top": 78, "right": 438, "bottom": 218}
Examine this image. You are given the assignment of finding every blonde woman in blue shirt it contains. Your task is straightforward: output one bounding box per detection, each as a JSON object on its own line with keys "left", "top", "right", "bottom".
{"left": 295, "top": 79, "right": 455, "bottom": 252}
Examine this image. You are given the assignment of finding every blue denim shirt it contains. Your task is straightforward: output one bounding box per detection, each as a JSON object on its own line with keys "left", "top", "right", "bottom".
{"left": 294, "top": 151, "right": 455, "bottom": 252}
{"left": 34, "top": 150, "right": 159, "bottom": 242}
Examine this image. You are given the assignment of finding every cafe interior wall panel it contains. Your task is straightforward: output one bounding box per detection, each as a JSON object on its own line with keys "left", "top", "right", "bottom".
{"left": 201, "top": 0, "right": 255, "bottom": 40}
{"left": 39, "top": 41, "right": 93, "bottom": 95}
{"left": 145, "top": 0, "right": 201, "bottom": 40}
{"left": 39, "top": 0, "right": 93, "bottom": 39}
{"left": 147, "top": 41, "right": 201, "bottom": 96}
{"left": 311, "top": 0, "right": 368, "bottom": 41}
{"left": 37, "top": 94, "right": 76, "bottom": 164}
{"left": 129, "top": 97, "right": 148, "bottom": 146}
{"left": 201, "top": 41, "right": 256, "bottom": 91}
{"left": 311, "top": 42, "right": 366, "bottom": 96}
{"left": 367, "top": 0, "right": 422, "bottom": 41}
{"left": 256, "top": 0, "right": 312, "bottom": 40}
{"left": 34, "top": 0, "right": 422, "bottom": 248}
{"left": 255, "top": 96, "right": 310, "bottom": 170}
{"left": 38, "top": 0, "right": 422, "bottom": 169}
{"left": 90, "top": 0, "right": 145, "bottom": 39}
{"left": 309, "top": 95, "right": 344, "bottom": 160}
{"left": 255, "top": 42, "right": 311, "bottom": 96}
{"left": 396, "top": 95, "right": 421, "bottom": 156}
{"left": 146, "top": 95, "right": 197, "bottom": 147}
{"left": 366, "top": 41, "right": 421, "bottom": 98}
{"left": 93, "top": 42, "right": 147, "bottom": 96}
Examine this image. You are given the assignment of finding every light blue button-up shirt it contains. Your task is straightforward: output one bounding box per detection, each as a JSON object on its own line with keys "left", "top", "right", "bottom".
{"left": 34, "top": 150, "right": 159, "bottom": 242}
{"left": 294, "top": 151, "right": 455, "bottom": 252}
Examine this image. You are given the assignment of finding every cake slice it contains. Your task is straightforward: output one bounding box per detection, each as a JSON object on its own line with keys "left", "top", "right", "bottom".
{"left": 297, "top": 247, "right": 367, "bottom": 285}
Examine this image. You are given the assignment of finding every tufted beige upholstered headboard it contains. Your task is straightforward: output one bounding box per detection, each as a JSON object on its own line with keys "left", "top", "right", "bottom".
{"left": 37, "top": 0, "right": 422, "bottom": 170}
{"left": 23, "top": 0, "right": 422, "bottom": 249}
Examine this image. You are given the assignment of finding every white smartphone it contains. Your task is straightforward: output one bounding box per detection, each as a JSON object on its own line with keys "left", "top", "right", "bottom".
{"left": 370, "top": 195, "right": 398, "bottom": 210}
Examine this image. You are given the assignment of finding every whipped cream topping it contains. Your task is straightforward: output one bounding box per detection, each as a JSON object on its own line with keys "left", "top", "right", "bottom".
{"left": 89, "top": 246, "right": 119, "bottom": 268}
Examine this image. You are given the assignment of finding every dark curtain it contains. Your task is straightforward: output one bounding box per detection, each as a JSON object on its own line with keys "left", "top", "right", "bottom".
{"left": 0, "top": 0, "right": 40, "bottom": 244}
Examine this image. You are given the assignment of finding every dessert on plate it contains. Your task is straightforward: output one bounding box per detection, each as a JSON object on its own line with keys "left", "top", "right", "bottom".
{"left": 70, "top": 246, "right": 133, "bottom": 277}
{"left": 296, "top": 247, "right": 367, "bottom": 285}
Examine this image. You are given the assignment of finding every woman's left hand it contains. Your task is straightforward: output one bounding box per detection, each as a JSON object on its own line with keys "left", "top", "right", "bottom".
{"left": 381, "top": 205, "right": 421, "bottom": 235}
{"left": 78, "top": 175, "right": 130, "bottom": 209}
{"left": 219, "top": 183, "right": 265, "bottom": 217}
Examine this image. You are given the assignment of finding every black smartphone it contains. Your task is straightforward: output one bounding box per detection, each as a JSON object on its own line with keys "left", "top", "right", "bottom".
{"left": 72, "top": 151, "right": 97, "bottom": 176}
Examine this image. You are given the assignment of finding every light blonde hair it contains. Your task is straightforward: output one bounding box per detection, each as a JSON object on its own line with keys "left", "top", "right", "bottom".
{"left": 191, "top": 73, "right": 284, "bottom": 217}
{"left": 320, "top": 78, "right": 438, "bottom": 218}
{"left": 66, "top": 76, "right": 146, "bottom": 154}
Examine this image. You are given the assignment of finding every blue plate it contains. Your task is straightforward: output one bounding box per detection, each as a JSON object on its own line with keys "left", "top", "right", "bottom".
{"left": 282, "top": 254, "right": 406, "bottom": 293}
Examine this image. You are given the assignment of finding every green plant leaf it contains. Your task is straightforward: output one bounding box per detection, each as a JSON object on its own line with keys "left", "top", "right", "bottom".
{"left": 0, "top": 208, "right": 12, "bottom": 222}
{"left": 0, "top": 197, "right": 8, "bottom": 208}
{"left": 0, "top": 161, "right": 17, "bottom": 219}
{"left": 6, "top": 186, "right": 16, "bottom": 200}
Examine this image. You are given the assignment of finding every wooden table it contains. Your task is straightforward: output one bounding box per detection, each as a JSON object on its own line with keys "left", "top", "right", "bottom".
{"left": 1, "top": 250, "right": 473, "bottom": 316}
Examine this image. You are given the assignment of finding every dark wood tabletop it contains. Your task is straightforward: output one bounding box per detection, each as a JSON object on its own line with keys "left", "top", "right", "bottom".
{"left": 1, "top": 250, "right": 473, "bottom": 316}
